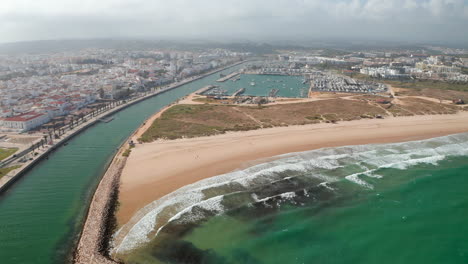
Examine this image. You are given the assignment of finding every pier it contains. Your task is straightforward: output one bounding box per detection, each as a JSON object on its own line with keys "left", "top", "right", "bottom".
{"left": 232, "top": 88, "right": 246, "bottom": 97}
{"left": 196, "top": 85, "right": 217, "bottom": 95}
{"left": 268, "top": 88, "right": 279, "bottom": 97}
{"left": 217, "top": 71, "right": 240, "bottom": 82}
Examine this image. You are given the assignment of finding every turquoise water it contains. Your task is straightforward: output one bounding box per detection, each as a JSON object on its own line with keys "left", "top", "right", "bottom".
{"left": 181, "top": 158, "right": 468, "bottom": 264}
{"left": 115, "top": 134, "right": 468, "bottom": 264}
{"left": 217, "top": 74, "right": 309, "bottom": 98}
{"left": 0, "top": 64, "right": 245, "bottom": 264}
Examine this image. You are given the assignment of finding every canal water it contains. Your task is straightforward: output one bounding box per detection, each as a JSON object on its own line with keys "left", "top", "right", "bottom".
{"left": 0, "top": 64, "right": 244, "bottom": 264}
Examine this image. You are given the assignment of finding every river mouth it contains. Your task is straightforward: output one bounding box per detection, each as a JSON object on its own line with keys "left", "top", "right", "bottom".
{"left": 112, "top": 133, "right": 468, "bottom": 264}
{"left": 0, "top": 63, "right": 248, "bottom": 264}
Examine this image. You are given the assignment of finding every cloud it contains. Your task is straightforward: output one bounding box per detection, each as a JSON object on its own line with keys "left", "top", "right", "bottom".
{"left": 0, "top": 0, "right": 467, "bottom": 44}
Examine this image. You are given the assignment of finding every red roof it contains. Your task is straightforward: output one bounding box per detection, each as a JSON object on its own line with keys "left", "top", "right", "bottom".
{"left": 3, "top": 112, "right": 46, "bottom": 122}
{"left": 42, "top": 106, "right": 59, "bottom": 110}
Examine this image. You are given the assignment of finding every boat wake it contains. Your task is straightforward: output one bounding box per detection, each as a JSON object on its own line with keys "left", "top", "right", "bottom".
{"left": 111, "top": 132, "right": 468, "bottom": 255}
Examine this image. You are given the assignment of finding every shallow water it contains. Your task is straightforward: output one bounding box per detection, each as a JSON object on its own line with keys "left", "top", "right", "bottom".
{"left": 115, "top": 133, "right": 468, "bottom": 264}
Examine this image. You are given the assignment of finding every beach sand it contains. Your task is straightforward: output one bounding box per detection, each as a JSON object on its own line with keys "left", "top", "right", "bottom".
{"left": 116, "top": 112, "right": 468, "bottom": 225}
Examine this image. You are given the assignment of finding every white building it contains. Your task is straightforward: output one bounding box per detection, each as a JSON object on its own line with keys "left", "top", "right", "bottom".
{"left": 1, "top": 111, "right": 50, "bottom": 132}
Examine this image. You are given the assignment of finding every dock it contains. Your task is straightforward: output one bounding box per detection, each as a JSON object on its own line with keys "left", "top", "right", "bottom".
{"left": 268, "top": 89, "right": 279, "bottom": 97}
{"left": 217, "top": 72, "right": 240, "bottom": 82}
{"left": 196, "top": 85, "right": 217, "bottom": 95}
{"left": 232, "top": 88, "right": 246, "bottom": 97}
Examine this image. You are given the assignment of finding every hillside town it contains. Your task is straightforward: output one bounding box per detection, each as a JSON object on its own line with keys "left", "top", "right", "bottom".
{"left": 0, "top": 48, "right": 248, "bottom": 132}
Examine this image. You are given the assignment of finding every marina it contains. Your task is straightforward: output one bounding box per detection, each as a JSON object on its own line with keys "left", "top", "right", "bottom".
{"left": 202, "top": 87, "right": 228, "bottom": 97}
{"left": 310, "top": 73, "right": 387, "bottom": 94}
{"left": 216, "top": 74, "right": 310, "bottom": 98}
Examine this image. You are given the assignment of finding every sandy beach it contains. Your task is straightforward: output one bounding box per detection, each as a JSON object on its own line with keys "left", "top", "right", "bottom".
{"left": 116, "top": 112, "right": 468, "bottom": 225}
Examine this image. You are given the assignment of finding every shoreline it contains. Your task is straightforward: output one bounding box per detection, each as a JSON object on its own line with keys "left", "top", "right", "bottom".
{"left": 116, "top": 111, "right": 468, "bottom": 226}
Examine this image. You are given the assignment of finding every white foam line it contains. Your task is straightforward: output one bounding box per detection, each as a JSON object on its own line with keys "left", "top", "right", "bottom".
{"left": 251, "top": 190, "right": 298, "bottom": 203}
{"left": 113, "top": 132, "right": 468, "bottom": 255}
{"left": 155, "top": 195, "right": 225, "bottom": 236}
{"left": 318, "top": 182, "right": 336, "bottom": 191}
{"left": 345, "top": 173, "right": 374, "bottom": 189}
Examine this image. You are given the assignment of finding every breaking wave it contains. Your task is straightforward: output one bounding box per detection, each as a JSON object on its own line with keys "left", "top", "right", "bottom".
{"left": 111, "top": 132, "right": 468, "bottom": 255}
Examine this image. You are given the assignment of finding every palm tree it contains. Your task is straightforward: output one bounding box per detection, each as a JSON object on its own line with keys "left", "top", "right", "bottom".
{"left": 52, "top": 120, "right": 57, "bottom": 135}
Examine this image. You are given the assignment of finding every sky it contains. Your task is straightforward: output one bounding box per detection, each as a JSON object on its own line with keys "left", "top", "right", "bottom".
{"left": 1, "top": 0, "right": 468, "bottom": 45}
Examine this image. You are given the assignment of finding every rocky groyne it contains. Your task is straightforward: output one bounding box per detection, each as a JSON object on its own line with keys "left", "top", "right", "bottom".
{"left": 73, "top": 151, "right": 126, "bottom": 264}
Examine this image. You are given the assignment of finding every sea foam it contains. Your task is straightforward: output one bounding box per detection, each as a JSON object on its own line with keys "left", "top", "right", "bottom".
{"left": 112, "top": 132, "right": 468, "bottom": 255}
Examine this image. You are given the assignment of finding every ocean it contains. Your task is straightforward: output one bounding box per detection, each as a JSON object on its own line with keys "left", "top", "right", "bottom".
{"left": 113, "top": 133, "right": 468, "bottom": 264}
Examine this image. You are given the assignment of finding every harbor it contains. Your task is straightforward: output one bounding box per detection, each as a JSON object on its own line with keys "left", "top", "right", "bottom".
{"left": 216, "top": 74, "right": 310, "bottom": 98}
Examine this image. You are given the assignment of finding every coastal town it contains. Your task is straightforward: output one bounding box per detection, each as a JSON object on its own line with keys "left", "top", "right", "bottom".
{"left": 2, "top": 45, "right": 468, "bottom": 134}
{"left": 0, "top": 47, "right": 249, "bottom": 194}
{"left": 2, "top": 0, "right": 468, "bottom": 263}
{"left": 1, "top": 42, "right": 468, "bottom": 264}
{"left": 0, "top": 48, "right": 248, "bottom": 133}
{"left": 2, "top": 45, "right": 468, "bottom": 173}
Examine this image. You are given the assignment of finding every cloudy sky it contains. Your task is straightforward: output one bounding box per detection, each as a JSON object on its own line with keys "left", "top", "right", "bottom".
{"left": 1, "top": 0, "right": 468, "bottom": 44}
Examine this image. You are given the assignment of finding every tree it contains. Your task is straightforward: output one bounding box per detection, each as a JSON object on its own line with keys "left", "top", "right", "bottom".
{"left": 98, "top": 88, "right": 105, "bottom": 99}
{"left": 78, "top": 113, "right": 85, "bottom": 123}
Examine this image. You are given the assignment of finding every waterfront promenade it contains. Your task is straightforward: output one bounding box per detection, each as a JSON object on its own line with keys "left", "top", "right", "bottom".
{"left": 0, "top": 61, "right": 245, "bottom": 195}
